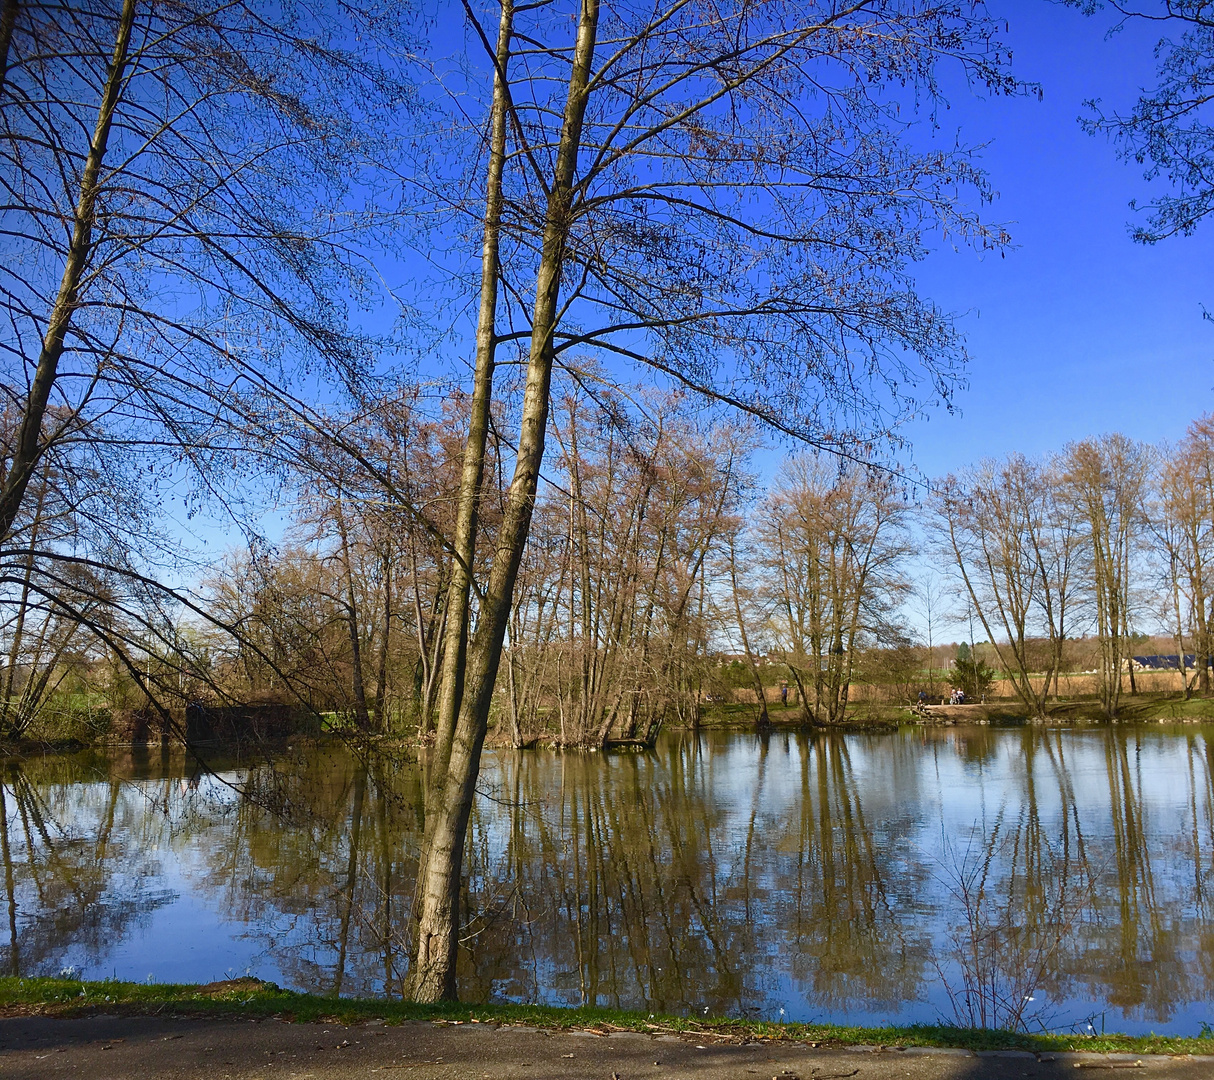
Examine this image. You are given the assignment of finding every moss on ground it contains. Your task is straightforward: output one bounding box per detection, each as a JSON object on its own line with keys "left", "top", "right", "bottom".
{"left": 1, "top": 977, "right": 1211, "bottom": 1057}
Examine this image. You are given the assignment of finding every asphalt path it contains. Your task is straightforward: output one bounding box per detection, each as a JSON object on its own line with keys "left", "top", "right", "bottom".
{"left": 2, "top": 1014, "right": 1212, "bottom": 1080}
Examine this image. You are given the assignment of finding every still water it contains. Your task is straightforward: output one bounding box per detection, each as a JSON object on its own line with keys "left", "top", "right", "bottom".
{"left": 3, "top": 726, "right": 1213, "bottom": 1035}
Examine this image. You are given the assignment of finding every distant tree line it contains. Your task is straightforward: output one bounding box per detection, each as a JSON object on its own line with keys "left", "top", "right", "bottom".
{"left": 10, "top": 394, "right": 1214, "bottom": 739}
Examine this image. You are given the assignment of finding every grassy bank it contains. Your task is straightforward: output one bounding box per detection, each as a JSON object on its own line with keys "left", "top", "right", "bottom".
{"left": 1, "top": 978, "right": 1211, "bottom": 1057}
{"left": 698, "top": 694, "right": 1214, "bottom": 729}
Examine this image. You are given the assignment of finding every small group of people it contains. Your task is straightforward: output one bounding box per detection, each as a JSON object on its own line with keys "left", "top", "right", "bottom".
{"left": 916, "top": 688, "right": 966, "bottom": 707}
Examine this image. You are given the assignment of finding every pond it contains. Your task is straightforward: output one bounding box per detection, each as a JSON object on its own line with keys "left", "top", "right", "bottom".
{"left": 2, "top": 726, "right": 1213, "bottom": 1035}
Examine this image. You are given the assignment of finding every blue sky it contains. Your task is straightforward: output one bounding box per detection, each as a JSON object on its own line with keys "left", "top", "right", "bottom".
{"left": 188, "top": 1, "right": 1213, "bottom": 564}
{"left": 899, "top": 0, "right": 1214, "bottom": 480}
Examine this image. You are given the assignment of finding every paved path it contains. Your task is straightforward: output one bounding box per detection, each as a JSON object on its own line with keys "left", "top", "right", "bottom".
{"left": 1, "top": 1014, "right": 1211, "bottom": 1080}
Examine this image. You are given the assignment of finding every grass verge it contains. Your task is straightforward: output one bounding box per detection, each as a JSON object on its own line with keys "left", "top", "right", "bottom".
{"left": 1, "top": 977, "right": 1211, "bottom": 1057}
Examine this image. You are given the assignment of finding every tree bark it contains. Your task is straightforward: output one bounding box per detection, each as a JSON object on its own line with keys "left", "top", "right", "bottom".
{"left": 406, "top": 0, "right": 600, "bottom": 1003}
{"left": 429, "top": 0, "right": 515, "bottom": 785}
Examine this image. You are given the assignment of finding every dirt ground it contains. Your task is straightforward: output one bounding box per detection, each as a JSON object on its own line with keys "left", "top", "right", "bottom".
{"left": 1, "top": 1013, "right": 1211, "bottom": 1080}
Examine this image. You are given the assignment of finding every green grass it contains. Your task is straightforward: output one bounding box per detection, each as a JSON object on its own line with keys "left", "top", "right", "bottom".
{"left": 2, "top": 978, "right": 1211, "bottom": 1056}
{"left": 698, "top": 693, "right": 1214, "bottom": 730}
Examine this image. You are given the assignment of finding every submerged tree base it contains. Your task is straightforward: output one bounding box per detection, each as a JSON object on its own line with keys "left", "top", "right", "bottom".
{"left": 1, "top": 978, "right": 1212, "bottom": 1058}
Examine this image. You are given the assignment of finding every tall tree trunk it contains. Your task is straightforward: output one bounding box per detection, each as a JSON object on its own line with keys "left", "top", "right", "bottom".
{"left": 335, "top": 497, "right": 371, "bottom": 730}
{"left": 1171, "top": 554, "right": 1190, "bottom": 700}
{"left": 374, "top": 552, "right": 392, "bottom": 731}
{"left": 429, "top": 0, "right": 515, "bottom": 786}
{"left": 1123, "top": 610, "right": 1137, "bottom": 695}
{"left": 406, "top": 0, "right": 600, "bottom": 1003}
{"left": 728, "top": 539, "right": 768, "bottom": 726}
{"left": 1188, "top": 541, "right": 1209, "bottom": 692}
{"left": 0, "top": 0, "right": 135, "bottom": 545}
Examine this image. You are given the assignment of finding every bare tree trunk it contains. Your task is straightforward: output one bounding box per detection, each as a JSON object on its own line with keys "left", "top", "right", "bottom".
{"left": 728, "top": 538, "right": 768, "bottom": 726}
{"left": 335, "top": 497, "right": 371, "bottom": 730}
{"left": 0, "top": 0, "right": 135, "bottom": 545}
{"left": 406, "top": 0, "right": 600, "bottom": 1002}
{"left": 1124, "top": 610, "right": 1137, "bottom": 696}
{"left": 1, "top": 517, "right": 37, "bottom": 737}
{"left": 374, "top": 552, "right": 392, "bottom": 731}
{"left": 0, "top": 0, "right": 19, "bottom": 102}
{"left": 1191, "top": 557, "right": 1210, "bottom": 693}
{"left": 505, "top": 640, "right": 523, "bottom": 748}
{"left": 429, "top": 0, "right": 515, "bottom": 785}
{"left": 1171, "top": 554, "right": 1190, "bottom": 700}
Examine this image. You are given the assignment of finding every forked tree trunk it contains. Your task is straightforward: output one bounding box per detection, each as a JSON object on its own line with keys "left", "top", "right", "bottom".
{"left": 406, "top": 0, "right": 600, "bottom": 1002}
{"left": 409, "top": 0, "right": 516, "bottom": 950}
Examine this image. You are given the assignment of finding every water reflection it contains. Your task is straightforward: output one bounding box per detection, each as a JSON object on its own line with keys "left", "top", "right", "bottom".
{"left": 3, "top": 727, "right": 1214, "bottom": 1034}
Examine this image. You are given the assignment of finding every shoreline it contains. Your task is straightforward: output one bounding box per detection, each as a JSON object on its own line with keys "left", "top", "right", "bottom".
{"left": 2, "top": 978, "right": 1212, "bottom": 1058}
{"left": 6, "top": 699, "right": 1214, "bottom": 758}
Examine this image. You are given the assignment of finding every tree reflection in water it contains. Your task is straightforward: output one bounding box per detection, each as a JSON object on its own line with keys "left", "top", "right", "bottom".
{"left": 0, "top": 753, "right": 175, "bottom": 978}
{"left": 3, "top": 727, "right": 1214, "bottom": 1033}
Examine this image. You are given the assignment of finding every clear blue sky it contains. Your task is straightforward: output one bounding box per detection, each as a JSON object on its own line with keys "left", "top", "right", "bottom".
{"left": 189, "top": 1, "right": 1214, "bottom": 562}
{"left": 901, "top": 0, "right": 1214, "bottom": 480}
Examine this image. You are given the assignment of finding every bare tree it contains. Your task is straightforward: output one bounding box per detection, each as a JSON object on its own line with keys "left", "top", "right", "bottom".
{"left": 934, "top": 455, "right": 1078, "bottom": 721}
{"left": 405, "top": 0, "right": 1015, "bottom": 1001}
{"left": 911, "top": 571, "right": 953, "bottom": 700}
{"left": 760, "top": 456, "right": 909, "bottom": 724}
{"left": 1160, "top": 414, "right": 1214, "bottom": 691}
{"left": 1060, "top": 435, "right": 1152, "bottom": 719}
{"left": 723, "top": 523, "right": 772, "bottom": 726}
{"left": 1082, "top": 0, "right": 1214, "bottom": 245}
{"left": 0, "top": 1, "right": 413, "bottom": 743}
{"left": 497, "top": 387, "right": 742, "bottom": 747}
{"left": 1145, "top": 442, "right": 1199, "bottom": 698}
